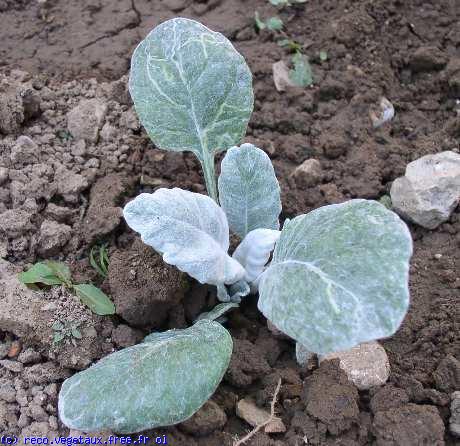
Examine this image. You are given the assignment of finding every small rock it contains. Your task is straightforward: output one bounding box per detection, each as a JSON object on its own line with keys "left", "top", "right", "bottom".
{"left": 320, "top": 341, "right": 390, "bottom": 390}
{"left": 18, "top": 348, "right": 41, "bottom": 365}
{"left": 0, "top": 383, "right": 16, "bottom": 403}
{"left": 120, "top": 109, "right": 140, "bottom": 131}
{"left": 370, "top": 385, "right": 410, "bottom": 414}
{"left": 372, "top": 403, "right": 445, "bottom": 445}
{"left": 272, "top": 61, "right": 296, "bottom": 92}
{"left": 179, "top": 400, "right": 227, "bottom": 436}
{"left": 29, "top": 404, "right": 48, "bottom": 422}
{"left": 71, "top": 139, "right": 87, "bottom": 157}
{"left": 67, "top": 99, "right": 107, "bottom": 142}
{"left": 7, "top": 340, "right": 22, "bottom": 358}
{"left": 0, "top": 359, "right": 24, "bottom": 373}
{"left": 450, "top": 391, "right": 460, "bottom": 437}
{"left": 111, "top": 324, "right": 142, "bottom": 348}
{"left": 0, "top": 209, "right": 31, "bottom": 237}
{"left": 44, "top": 204, "right": 77, "bottom": 224}
{"left": 10, "top": 135, "right": 39, "bottom": 164}
{"left": 0, "top": 87, "right": 24, "bottom": 134}
{"left": 55, "top": 165, "right": 89, "bottom": 203}
{"left": 409, "top": 46, "right": 447, "bottom": 72}
{"left": 17, "top": 413, "right": 31, "bottom": 428}
{"left": 433, "top": 355, "right": 460, "bottom": 394}
{"left": 291, "top": 159, "right": 324, "bottom": 188}
{"left": 391, "top": 151, "right": 460, "bottom": 229}
{"left": 369, "top": 97, "right": 395, "bottom": 128}
{"left": 163, "top": 0, "right": 190, "bottom": 12}
{"left": 236, "top": 398, "right": 286, "bottom": 433}
{"left": 38, "top": 220, "right": 72, "bottom": 257}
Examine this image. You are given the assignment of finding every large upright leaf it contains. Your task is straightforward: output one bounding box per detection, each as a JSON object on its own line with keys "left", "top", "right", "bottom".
{"left": 218, "top": 144, "right": 281, "bottom": 238}
{"left": 129, "top": 18, "right": 254, "bottom": 200}
{"left": 123, "top": 188, "right": 245, "bottom": 286}
{"left": 58, "top": 320, "right": 233, "bottom": 433}
{"left": 258, "top": 200, "right": 413, "bottom": 355}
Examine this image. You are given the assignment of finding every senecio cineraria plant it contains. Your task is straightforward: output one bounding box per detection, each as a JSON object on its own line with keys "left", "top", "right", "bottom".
{"left": 58, "top": 18, "right": 413, "bottom": 434}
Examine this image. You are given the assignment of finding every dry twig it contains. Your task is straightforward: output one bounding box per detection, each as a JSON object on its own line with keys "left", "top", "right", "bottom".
{"left": 233, "top": 378, "right": 282, "bottom": 446}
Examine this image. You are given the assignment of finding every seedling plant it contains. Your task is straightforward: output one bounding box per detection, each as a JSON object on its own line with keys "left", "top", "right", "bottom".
{"left": 58, "top": 18, "right": 413, "bottom": 434}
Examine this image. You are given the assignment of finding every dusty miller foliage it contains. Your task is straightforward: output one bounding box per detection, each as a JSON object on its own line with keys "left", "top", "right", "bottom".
{"left": 58, "top": 18, "right": 413, "bottom": 434}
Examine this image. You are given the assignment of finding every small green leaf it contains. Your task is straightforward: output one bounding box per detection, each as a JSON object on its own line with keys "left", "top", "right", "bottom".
{"left": 90, "top": 246, "right": 108, "bottom": 279}
{"left": 52, "top": 321, "right": 64, "bottom": 331}
{"left": 18, "top": 263, "right": 63, "bottom": 286}
{"left": 73, "top": 284, "right": 115, "bottom": 316}
{"left": 195, "top": 302, "right": 239, "bottom": 322}
{"left": 254, "top": 11, "right": 266, "bottom": 30}
{"left": 58, "top": 320, "right": 233, "bottom": 433}
{"left": 45, "top": 261, "right": 73, "bottom": 286}
{"left": 71, "top": 328, "right": 82, "bottom": 339}
{"left": 266, "top": 17, "right": 284, "bottom": 31}
{"left": 53, "top": 332, "right": 65, "bottom": 343}
{"left": 289, "top": 52, "right": 313, "bottom": 87}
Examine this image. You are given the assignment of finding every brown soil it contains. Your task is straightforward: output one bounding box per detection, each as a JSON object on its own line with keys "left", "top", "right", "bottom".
{"left": 1, "top": 0, "right": 459, "bottom": 445}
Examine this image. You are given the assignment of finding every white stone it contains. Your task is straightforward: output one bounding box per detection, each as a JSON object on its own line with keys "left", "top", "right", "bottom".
{"left": 272, "top": 61, "right": 296, "bottom": 92}
{"left": 391, "top": 151, "right": 460, "bottom": 229}
{"left": 320, "top": 341, "right": 390, "bottom": 390}
{"left": 67, "top": 99, "right": 107, "bottom": 142}
{"left": 292, "top": 158, "right": 323, "bottom": 188}
{"left": 236, "top": 398, "right": 286, "bottom": 434}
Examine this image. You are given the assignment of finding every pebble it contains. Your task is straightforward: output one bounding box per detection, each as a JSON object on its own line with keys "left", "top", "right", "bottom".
{"left": 236, "top": 398, "right": 286, "bottom": 433}
{"left": 272, "top": 61, "right": 297, "bottom": 92}
{"left": 0, "top": 359, "right": 24, "bottom": 373}
{"left": 67, "top": 98, "right": 107, "bottom": 142}
{"left": 291, "top": 158, "right": 324, "bottom": 188}
{"left": 179, "top": 400, "right": 227, "bottom": 436}
{"left": 391, "top": 151, "right": 460, "bottom": 229}
{"left": 450, "top": 391, "right": 460, "bottom": 437}
{"left": 320, "top": 341, "right": 390, "bottom": 390}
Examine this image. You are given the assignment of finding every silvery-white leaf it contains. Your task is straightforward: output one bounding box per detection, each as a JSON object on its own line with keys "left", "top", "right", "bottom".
{"left": 58, "top": 320, "right": 233, "bottom": 433}
{"left": 195, "top": 302, "right": 239, "bottom": 322}
{"left": 233, "top": 228, "right": 280, "bottom": 286}
{"left": 218, "top": 144, "right": 282, "bottom": 237}
{"left": 295, "top": 343, "right": 314, "bottom": 366}
{"left": 217, "top": 280, "right": 250, "bottom": 303}
{"left": 129, "top": 18, "right": 254, "bottom": 200}
{"left": 258, "top": 199, "right": 413, "bottom": 355}
{"left": 123, "top": 188, "right": 245, "bottom": 286}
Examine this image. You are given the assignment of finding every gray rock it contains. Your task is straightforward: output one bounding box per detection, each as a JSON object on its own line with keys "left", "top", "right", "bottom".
{"left": 450, "top": 391, "right": 460, "bottom": 437}
{"left": 0, "top": 383, "right": 16, "bottom": 403}
{"left": 0, "top": 209, "right": 32, "bottom": 238}
{"left": 10, "top": 135, "right": 39, "bottom": 165}
{"left": 67, "top": 99, "right": 107, "bottom": 142}
{"left": 29, "top": 403, "right": 48, "bottom": 422}
{"left": 0, "top": 359, "right": 24, "bottom": 373}
{"left": 0, "top": 167, "right": 9, "bottom": 185}
{"left": 320, "top": 341, "right": 390, "bottom": 390}
{"left": 55, "top": 165, "right": 89, "bottom": 203}
{"left": 0, "top": 87, "right": 24, "bottom": 134}
{"left": 292, "top": 159, "right": 324, "bottom": 188}
{"left": 18, "top": 348, "right": 42, "bottom": 365}
{"left": 38, "top": 220, "right": 72, "bottom": 256}
{"left": 391, "top": 151, "right": 460, "bottom": 229}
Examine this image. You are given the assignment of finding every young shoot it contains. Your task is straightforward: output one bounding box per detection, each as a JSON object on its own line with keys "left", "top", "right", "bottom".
{"left": 58, "top": 18, "right": 413, "bottom": 435}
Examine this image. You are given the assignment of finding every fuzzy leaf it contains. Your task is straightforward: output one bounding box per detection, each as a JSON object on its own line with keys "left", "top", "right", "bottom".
{"left": 258, "top": 199, "right": 413, "bottom": 355}
{"left": 195, "top": 302, "right": 239, "bottom": 322}
{"left": 233, "top": 228, "right": 281, "bottom": 284}
{"left": 18, "top": 263, "right": 63, "bottom": 286}
{"left": 129, "top": 18, "right": 253, "bottom": 162}
{"left": 123, "top": 188, "right": 245, "bottom": 286}
{"left": 218, "top": 144, "right": 281, "bottom": 238}
{"left": 73, "top": 284, "right": 116, "bottom": 316}
{"left": 58, "top": 320, "right": 233, "bottom": 433}
{"left": 216, "top": 280, "right": 250, "bottom": 303}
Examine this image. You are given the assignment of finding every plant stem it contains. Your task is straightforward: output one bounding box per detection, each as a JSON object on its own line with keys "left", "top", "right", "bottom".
{"left": 201, "top": 151, "right": 218, "bottom": 203}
